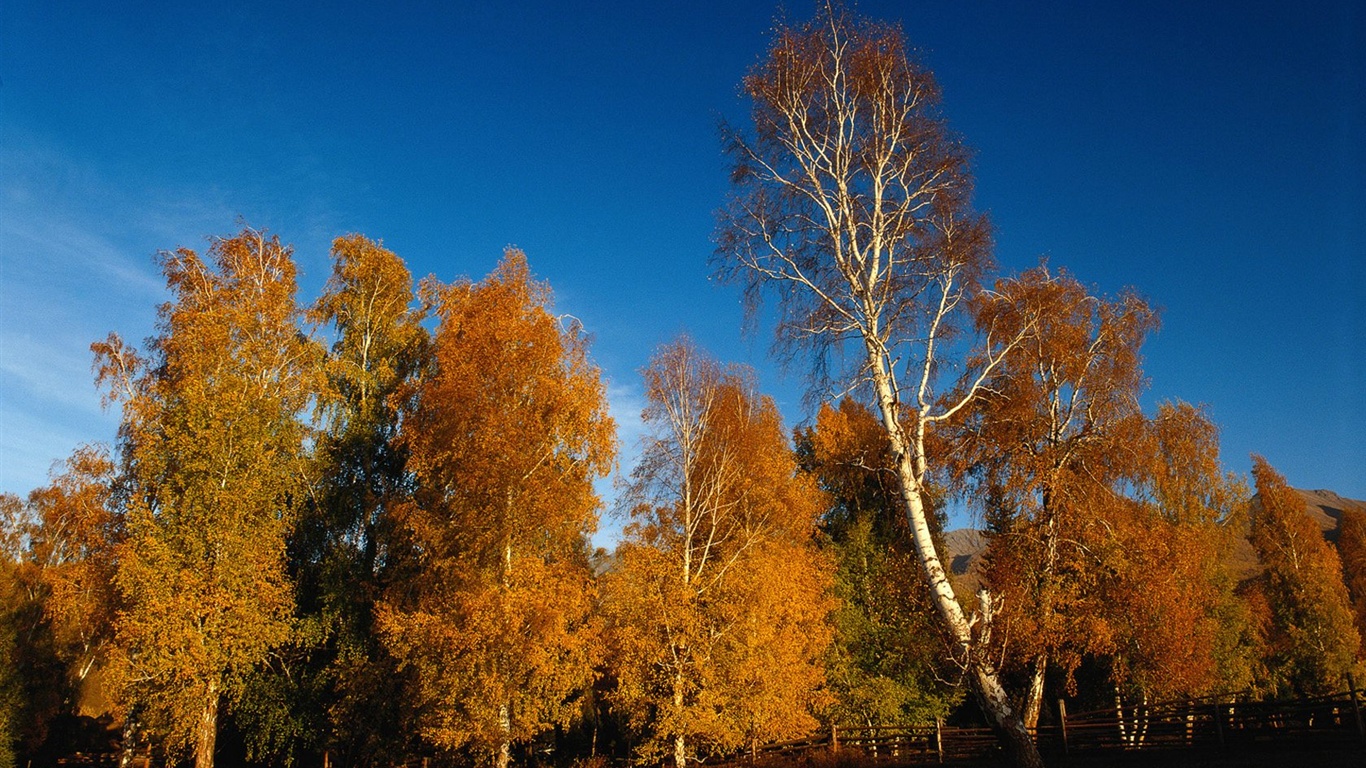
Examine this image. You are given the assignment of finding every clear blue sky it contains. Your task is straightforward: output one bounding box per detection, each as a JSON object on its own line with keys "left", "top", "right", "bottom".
{"left": 2, "top": 1, "right": 1362, "bottom": 538}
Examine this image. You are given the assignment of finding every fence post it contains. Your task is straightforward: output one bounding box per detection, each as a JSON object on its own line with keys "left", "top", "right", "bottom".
{"left": 1350, "top": 673, "right": 1365, "bottom": 739}
{"left": 1212, "top": 698, "right": 1225, "bottom": 750}
{"left": 935, "top": 717, "right": 944, "bottom": 764}
{"left": 1057, "top": 699, "right": 1068, "bottom": 755}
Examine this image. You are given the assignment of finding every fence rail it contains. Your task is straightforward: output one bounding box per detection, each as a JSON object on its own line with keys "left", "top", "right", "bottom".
{"left": 718, "top": 684, "right": 1365, "bottom": 765}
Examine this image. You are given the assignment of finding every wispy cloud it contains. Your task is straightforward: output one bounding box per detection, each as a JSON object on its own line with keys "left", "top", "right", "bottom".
{"left": 590, "top": 378, "right": 649, "bottom": 551}
{"left": 0, "top": 136, "right": 245, "bottom": 495}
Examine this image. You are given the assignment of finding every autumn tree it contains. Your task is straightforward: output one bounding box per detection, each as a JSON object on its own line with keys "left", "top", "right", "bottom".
{"left": 954, "top": 265, "right": 1156, "bottom": 727}
{"left": 796, "top": 399, "right": 957, "bottom": 728}
{"left": 716, "top": 6, "right": 1042, "bottom": 764}
{"left": 377, "top": 250, "right": 613, "bottom": 768}
{"left": 603, "top": 340, "right": 833, "bottom": 767}
{"left": 0, "top": 447, "right": 124, "bottom": 764}
{"left": 237, "top": 235, "right": 429, "bottom": 765}
{"left": 1086, "top": 412, "right": 1258, "bottom": 732}
{"left": 23, "top": 446, "right": 121, "bottom": 692}
{"left": 93, "top": 228, "right": 319, "bottom": 768}
{"left": 1338, "top": 507, "right": 1366, "bottom": 658}
{"left": 1248, "top": 456, "right": 1361, "bottom": 694}
{"left": 1124, "top": 403, "right": 1260, "bottom": 695}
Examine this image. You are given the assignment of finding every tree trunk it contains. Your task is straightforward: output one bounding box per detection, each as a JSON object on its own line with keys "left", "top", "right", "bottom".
{"left": 1024, "top": 654, "right": 1047, "bottom": 730}
{"left": 673, "top": 669, "right": 687, "bottom": 768}
{"left": 970, "top": 653, "right": 1047, "bottom": 768}
{"left": 1114, "top": 684, "right": 1129, "bottom": 746}
{"left": 194, "top": 680, "right": 218, "bottom": 768}
{"left": 497, "top": 702, "right": 512, "bottom": 768}
{"left": 118, "top": 716, "right": 137, "bottom": 768}
{"left": 899, "top": 448, "right": 1044, "bottom": 768}
{"left": 869, "top": 366, "right": 1046, "bottom": 768}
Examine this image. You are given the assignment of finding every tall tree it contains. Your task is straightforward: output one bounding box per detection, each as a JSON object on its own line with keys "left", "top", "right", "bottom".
{"left": 237, "top": 234, "right": 429, "bottom": 766}
{"left": 796, "top": 399, "right": 957, "bottom": 729}
{"left": 955, "top": 265, "right": 1156, "bottom": 728}
{"left": 1129, "top": 403, "right": 1260, "bottom": 695}
{"left": 93, "top": 228, "right": 319, "bottom": 768}
{"left": 603, "top": 340, "right": 833, "bottom": 767}
{"left": 1248, "top": 456, "right": 1361, "bottom": 694}
{"left": 377, "top": 250, "right": 613, "bottom": 768}
{"left": 0, "top": 449, "right": 125, "bottom": 763}
{"left": 716, "top": 6, "right": 1042, "bottom": 764}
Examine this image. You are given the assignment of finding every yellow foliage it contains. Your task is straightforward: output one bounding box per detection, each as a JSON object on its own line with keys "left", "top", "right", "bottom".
{"left": 94, "top": 229, "right": 319, "bottom": 766}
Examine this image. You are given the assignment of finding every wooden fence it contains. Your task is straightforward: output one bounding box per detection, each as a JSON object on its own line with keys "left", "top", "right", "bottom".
{"left": 51, "top": 686, "right": 1365, "bottom": 767}
{"left": 719, "top": 685, "right": 1366, "bottom": 765}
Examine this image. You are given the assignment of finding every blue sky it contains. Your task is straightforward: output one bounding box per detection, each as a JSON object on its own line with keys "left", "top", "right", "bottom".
{"left": 2, "top": 1, "right": 1362, "bottom": 540}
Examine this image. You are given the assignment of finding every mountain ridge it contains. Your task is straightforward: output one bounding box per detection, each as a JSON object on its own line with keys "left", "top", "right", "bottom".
{"left": 942, "top": 488, "right": 1366, "bottom": 590}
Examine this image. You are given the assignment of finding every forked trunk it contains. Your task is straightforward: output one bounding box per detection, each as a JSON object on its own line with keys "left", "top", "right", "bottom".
{"left": 194, "top": 680, "right": 219, "bottom": 768}
{"left": 870, "top": 368, "right": 1046, "bottom": 768}
{"left": 1113, "top": 688, "right": 1149, "bottom": 748}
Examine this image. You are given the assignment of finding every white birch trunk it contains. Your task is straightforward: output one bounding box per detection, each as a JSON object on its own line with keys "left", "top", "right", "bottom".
{"left": 1024, "top": 655, "right": 1047, "bottom": 731}
{"left": 867, "top": 363, "right": 1045, "bottom": 768}
{"left": 194, "top": 680, "right": 218, "bottom": 768}
{"left": 497, "top": 702, "right": 511, "bottom": 768}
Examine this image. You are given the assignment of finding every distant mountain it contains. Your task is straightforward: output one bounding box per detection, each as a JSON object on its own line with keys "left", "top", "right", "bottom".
{"left": 943, "top": 527, "right": 987, "bottom": 593}
{"left": 1294, "top": 488, "right": 1366, "bottom": 542}
{"left": 942, "top": 488, "right": 1366, "bottom": 589}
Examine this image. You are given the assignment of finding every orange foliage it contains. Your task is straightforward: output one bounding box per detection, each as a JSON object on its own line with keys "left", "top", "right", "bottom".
{"left": 1249, "top": 457, "right": 1361, "bottom": 694}
{"left": 378, "top": 250, "right": 613, "bottom": 766}
{"left": 959, "top": 266, "right": 1155, "bottom": 717}
{"left": 1338, "top": 507, "right": 1366, "bottom": 658}
{"left": 24, "top": 447, "right": 120, "bottom": 685}
{"left": 800, "top": 399, "right": 956, "bottom": 727}
{"left": 603, "top": 340, "right": 832, "bottom": 766}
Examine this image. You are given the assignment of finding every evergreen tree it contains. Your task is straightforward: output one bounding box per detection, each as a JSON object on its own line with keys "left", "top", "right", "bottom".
{"left": 796, "top": 399, "right": 957, "bottom": 728}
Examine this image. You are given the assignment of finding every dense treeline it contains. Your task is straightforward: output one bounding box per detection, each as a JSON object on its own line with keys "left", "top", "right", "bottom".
{"left": 3, "top": 227, "right": 1361, "bottom": 768}
{"left": 3, "top": 6, "right": 1363, "bottom": 768}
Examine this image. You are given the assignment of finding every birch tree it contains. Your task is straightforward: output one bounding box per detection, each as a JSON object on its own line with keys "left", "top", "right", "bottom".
{"left": 716, "top": 6, "right": 1042, "bottom": 765}
{"left": 377, "top": 250, "right": 613, "bottom": 768}
{"left": 1338, "top": 507, "right": 1366, "bottom": 657}
{"left": 93, "top": 229, "right": 319, "bottom": 768}
{"left": 236, "top": 235, "right": 431, "bottom": 764}
{"left": 603, "top": 340, "right": 832, "bottom": 767}
{"left": 0, "top": 495, "right": 31, "bottom": 768}
{"left": 956, "top": 266, "right": 1156, "bottom": 728}
{"left": 23, "top": 447, "right": 121, "bottom": 692}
